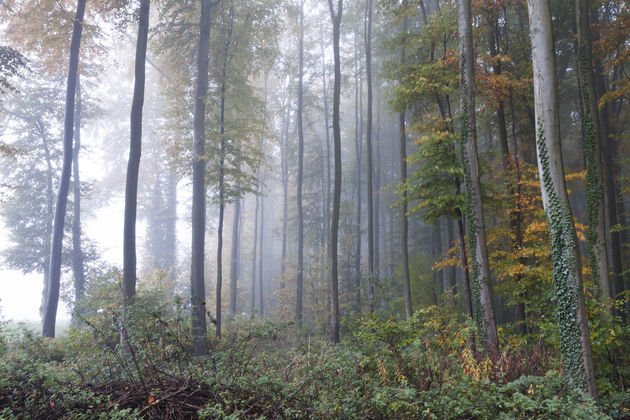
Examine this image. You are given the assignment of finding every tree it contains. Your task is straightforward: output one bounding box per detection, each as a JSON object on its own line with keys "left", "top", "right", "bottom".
{"left": 458, "top": 0, "right": 498, "bottom": 353}
{"left": 122, "top": 0, "right": 150, "bottom": 307}
{"left": 527, "top": 0, "right": 597, "bottom": 398}
{"left": 42, "top": 0, "right": 86, "bottom": 338}
{"left": 191, "top": 0, "right": 214, "bottom": 354}
{"left": 398, "top": 0, "right": 412, "bottom": 319}
{"left": 328, "top": 0, "right": 342, "bottom": 344}
{"left": 72, "top": 74, "right": 86, "bottom": 319}
{"left": 364, "top": 0, "right": 375, "bottom": 309}
{"left": 575, "top": 0, "right": 611, "bottom": 311}
{"left": 296, "top": 0, "right": 305, "bottom": 323}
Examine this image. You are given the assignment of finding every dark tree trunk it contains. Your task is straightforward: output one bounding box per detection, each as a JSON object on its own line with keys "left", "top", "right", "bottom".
{"left": 328, "top": 0, "right": 342, "bottom": 344}
{"left": 458, "top": 0, "right": 498, "bottom": 353}
{"left": 590, "top": 9, "right": 624, "bottom": 317}
{"left": 258, "top": 189, "right": 264, "bottom": 318}
{"left": 434, "top": 219, "right": 444, "bottom": 292}
{"left": 353, "top": 33, "right": 362, "bottom": 312}
{"left": 455, "top": 207, "right": 473, "bottom": 318}
{"left": 42, "top": 0, "right": 86, "bottom": 338}
{"left": 374, "top": 87, "right": 381, "bottom": 275}
{"left": 365, "top": 0, "right": 375, "bottom": 307}
{"left": 399, "top": 1, "right": 412, "bottom": 319}
{"left": 296, "top": 0, "right": 304, "bottom": 323}
{"left": 191, "top": 0, "right": 213, "bottom": 354}
{"left": 72, "top": 73, "right": 85, "bottom": 321}
{"left": 123, "top": 0, "right": 150, "bottom": 306}
{"left": 320, "top": 37, "right": 331, "bottom": 259}
{"left": 216, "top": 66, "right": 228, "bottom": 337}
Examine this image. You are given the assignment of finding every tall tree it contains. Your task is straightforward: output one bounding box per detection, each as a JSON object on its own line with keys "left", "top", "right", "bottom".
{"left": 122, "top": 0, "right": 150, "bottom": 307}
{"left": 191, "top": 0, "right": 214, "bottom": 354}
{"left": 527, "top": 0, "right": 597, "bottom": 398}
{"left": 399, "top": 0, "right": 412, "bottom": 319}
{"left": 575, "top": 0, "right": 611, "bottom": 310}
{"left": 458, "top": 0, "right": 498, "bottom": 353}
{"left": 72, "top": 74, "right": 85, "bottom": 319}
{"left": 364, "top": 0, "right": 375, "bottom": 309}
{"left": 296, "top": 0, "right": 305, "bottom": 323}
{"left": 42, "top": 0, "right": 86, "bottom": 338}
{"left": 328, "top": 0, "right": 342, "bottom": 344}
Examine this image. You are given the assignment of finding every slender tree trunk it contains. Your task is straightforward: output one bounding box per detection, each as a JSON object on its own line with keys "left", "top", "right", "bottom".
{"left": 39, "top": 121, "right": 54, "bottom": 322}
{"left": 365, "top": 0, "right": 375, "bottom": 306}
{"left": 229, "top": 197, "right": 241, "bottom": 316}
{"left": 458, "top": 0, "right": 498, "bottom": 353}
{"left": 455, "top": 207, "right": 473, "bottom": 318}
{"left": 191, "top": 0, "right": 212, "bottom": 354}
{"left": 123, "top": 0, "right": 150, "bottom": 307}
{"left": 374, "top": 87, "right": 381, "bottom": 275}
{"left": 328, "top": 0, "right": 342, "bottom": 343}
{"left": 258, "top": 187, "right": 264, "bottom": 318}
{"left": 72, "top": 73, "right": 85, "bottom": 321}
{"left": 320, "top": 38, "right": 331, "bottom": 258}
{"left": 296, "top": 0, "right": 304, "bottom": 323}
{"left": 576, "top": 0, "right": 611, "bottom": 310}
{"left": 216, "top": 67, "right": 228, "bottom": 337}
{"left": 353, "top": 33, "right": 363, "bottom": 312}
{"left": 165, "top": 171, "right": 177, "bottom": 284}
{"left": 251, "top": 189, "right": 259, "bottom": 314}
{"left": 399, "top": 0, "right": 412, "bottom": 320}
{"left": 590, "top": 9, "right": 625, "bottom": 317}
{"left": 42, "top": 0, "right": 86, "bottom": 338}
{"left": 280, "top": 90, "right": 290, "bottom": 283}
{"left": 434, "top": 219, "right": 444, "bottom": 292}
{"left": 527, "top": 0, "right": 597, "bottom": 398}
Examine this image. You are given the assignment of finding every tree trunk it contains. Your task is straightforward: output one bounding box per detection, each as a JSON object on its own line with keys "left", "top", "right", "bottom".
{"left": 320, "top": 37, "right": 331, "bottom": 259}
{"left": 251, "top": 189, "right": 259, "bottom": 314}
{"left": 458, "top": 0, "right": 498, "bottom": 353}
{"left": 229, "top": 197, "right": 241, "bottom": 316}
{"left": 216, "top": 66, "right": 228, "bottom": 338}
{"left": 576, "top": 0, "right": 611, "bottom": 311}
{"left": 123, "top": 0, "right": 150, "bottom": 306}
{"left": 258, "top": 188, "right": 264, "bottom": 318}
{"left": 72, "top": 73, "right": 85, "bottom": 321}
{"left": 399, "top": 0, "right": 412, "bottom": 320}
{"left": 39, "top": 120, "right": 54, "bottom": 322}
{"left": 527, "top": 0, "right": 597, "bottom": 399}
{"left": 590, "top": 9, "right": 625, "bottom": 317}
{"left": 353, "top": 32, "right": 363, "bottom": 312}
{"left": 365, "top": 0, "right": 375, "bottom": 305}
{"left": 296, "top": 0, "right": 304, "bottom": 323}
{"left": 328, "top": 0, "right": 342, "bottom": 344}
{"left": 42, "top": 0, "right": 86, "bottom": 338}
{"left": 191, "top": 0, "right": 212, "bottom": 354}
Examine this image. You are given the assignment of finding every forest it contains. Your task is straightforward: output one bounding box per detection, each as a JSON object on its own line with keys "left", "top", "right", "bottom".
{"left": 0, "top": 0, "right": 629, "bottom": 418}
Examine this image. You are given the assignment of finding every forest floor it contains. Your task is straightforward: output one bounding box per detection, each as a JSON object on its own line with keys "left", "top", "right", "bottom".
{"left": 1, "top": 295, "right": 629, "bottom": 419}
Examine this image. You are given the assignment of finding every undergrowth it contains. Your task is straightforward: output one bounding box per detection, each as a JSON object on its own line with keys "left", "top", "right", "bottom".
{"left": 0, "top": 289, "right": 628, "bottom": 419}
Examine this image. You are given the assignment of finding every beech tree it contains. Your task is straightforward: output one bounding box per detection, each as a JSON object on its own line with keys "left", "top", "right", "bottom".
{"left": 122, "top": 0, "right": 150, "bottom": 307}
{"left": 458, "top": 0, "right": 498, "bottom": 353}
{"left": 327, "top": 0, "right": 342, "bottom": 344}
{"left": 527, "top": 0, "right": 597, "bottom": 398}
{"left": 42, "top": 0, "right": 86, "bottom": 338}
{"left": 191, "top": 0, "right": 213, "bottom": 354}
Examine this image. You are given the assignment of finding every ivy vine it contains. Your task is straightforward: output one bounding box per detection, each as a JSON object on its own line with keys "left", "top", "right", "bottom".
{"left": 458, "top": 76, "right": 485, "bottom": 345}
{"left": 536, "top": 119, "right": 587, "bottom": 393}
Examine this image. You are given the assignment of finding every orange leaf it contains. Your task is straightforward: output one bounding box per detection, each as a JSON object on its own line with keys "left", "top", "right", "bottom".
{"left": 148, "top": 397, "right": 155, "bottom": 404}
